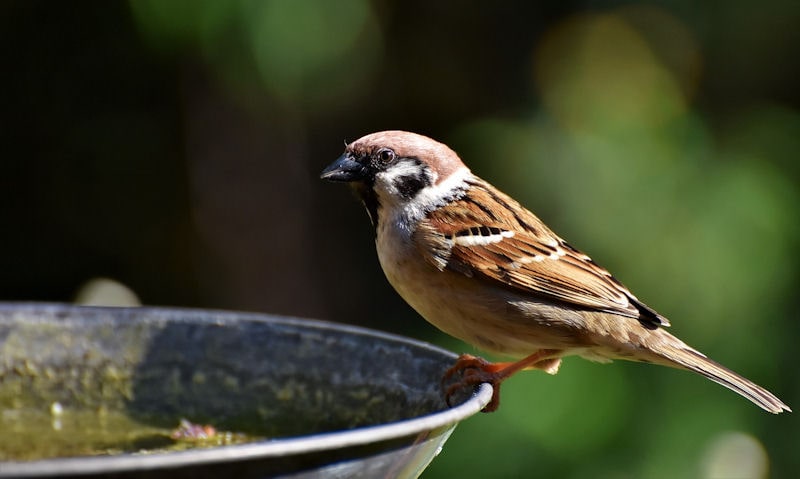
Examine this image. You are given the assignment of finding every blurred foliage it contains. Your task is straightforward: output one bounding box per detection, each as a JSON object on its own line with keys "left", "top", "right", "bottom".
{"left": 1, "top": 0, "right": 798, "bottom": 478}
{"left": 129, "top": 0, "right": 382, "bottom": 108}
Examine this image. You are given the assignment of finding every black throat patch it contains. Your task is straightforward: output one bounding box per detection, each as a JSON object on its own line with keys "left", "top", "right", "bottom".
{"left": 352, "top": 183, "right": 379, "bottom": 228}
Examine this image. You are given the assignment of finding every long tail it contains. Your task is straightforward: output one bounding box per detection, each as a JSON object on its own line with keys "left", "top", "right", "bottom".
{"left": 647, "top": 330, "right": 791, "bottom": 414}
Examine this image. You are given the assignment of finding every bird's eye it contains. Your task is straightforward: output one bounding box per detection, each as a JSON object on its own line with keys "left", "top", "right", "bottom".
{"left": 377, "top": 148, "right": 395, "bottom": 164}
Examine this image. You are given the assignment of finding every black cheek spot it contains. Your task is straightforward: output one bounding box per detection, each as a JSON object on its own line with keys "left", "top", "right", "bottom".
{"left": 394, "top": 174, "right": 431, "bottom": 200}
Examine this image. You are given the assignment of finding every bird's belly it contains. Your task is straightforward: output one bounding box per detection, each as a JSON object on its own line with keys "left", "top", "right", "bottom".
{"left": 376, "top": 241, "right": 586, "bottom": 358}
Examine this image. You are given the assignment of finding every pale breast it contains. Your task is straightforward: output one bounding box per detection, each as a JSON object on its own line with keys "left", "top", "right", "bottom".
{"left": 375, "top": 221, "right": 588, "bottom": 357}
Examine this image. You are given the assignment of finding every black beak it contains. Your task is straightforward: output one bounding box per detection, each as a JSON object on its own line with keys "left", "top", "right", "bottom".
{"left": 320, "top": 154, "right": 367, "bottom": 182}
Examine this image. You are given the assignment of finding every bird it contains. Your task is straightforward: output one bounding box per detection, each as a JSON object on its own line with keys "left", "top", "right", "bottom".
{"left": 320, "top": 130, "right": 790, "bottom": 414}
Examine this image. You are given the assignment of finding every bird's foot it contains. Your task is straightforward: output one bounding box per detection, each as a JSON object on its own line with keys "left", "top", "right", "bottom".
{"left": 441, "top": 350, "right": 562, "bottom": 413}
{"left": 442, "top": 354, "right": 505, "bottom": 412}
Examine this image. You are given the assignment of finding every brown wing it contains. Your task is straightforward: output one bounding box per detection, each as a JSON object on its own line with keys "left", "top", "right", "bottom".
{"left": 413, "top": 178, "right": 668, "bottom": 328}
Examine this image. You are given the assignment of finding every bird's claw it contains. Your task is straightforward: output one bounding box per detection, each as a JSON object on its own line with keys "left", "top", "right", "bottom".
{"left": 442, "top": 354, "right": 502, "bottom": 412}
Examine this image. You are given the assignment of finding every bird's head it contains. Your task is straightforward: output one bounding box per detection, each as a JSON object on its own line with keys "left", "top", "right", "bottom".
{"left": 321, "top": 130, "right": 469, "bottom": 226}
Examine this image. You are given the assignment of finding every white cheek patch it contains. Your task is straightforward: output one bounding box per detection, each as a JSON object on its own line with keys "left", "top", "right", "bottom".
{"left": 376, "top": 164, "right": 472, "bottom": 233}
{"left": 376, "top": 160, "right": 426, "bottom": 192}
{"left": 412, "top": 166, "right": 469, "bottom": 208}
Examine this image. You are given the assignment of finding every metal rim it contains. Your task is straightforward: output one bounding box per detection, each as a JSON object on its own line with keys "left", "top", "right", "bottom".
{"left": 0, "top": 303, "right": 494, "bottom": 476}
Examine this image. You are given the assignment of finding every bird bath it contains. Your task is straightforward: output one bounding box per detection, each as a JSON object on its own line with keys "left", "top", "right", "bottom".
{"left": 0, "top": 303, "right": 491, "bottom": 478}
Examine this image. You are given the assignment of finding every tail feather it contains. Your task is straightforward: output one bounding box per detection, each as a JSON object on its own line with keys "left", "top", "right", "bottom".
{"left": 655, "top": 340, "right": 790, "bottom": 414}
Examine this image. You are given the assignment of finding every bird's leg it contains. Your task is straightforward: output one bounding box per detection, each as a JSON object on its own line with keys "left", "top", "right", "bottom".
{"left": 442, "top": 350, "right": 561, "bottom": 412}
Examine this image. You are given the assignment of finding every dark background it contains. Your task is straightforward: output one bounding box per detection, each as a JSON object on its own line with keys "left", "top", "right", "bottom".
{"left": 2, "top": 1, "right": 798, "bottom": 477}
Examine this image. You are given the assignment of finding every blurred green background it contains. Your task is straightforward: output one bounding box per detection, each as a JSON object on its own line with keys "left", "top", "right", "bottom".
{"left": 2, "top": 0, "right": 798, "bottom": 477}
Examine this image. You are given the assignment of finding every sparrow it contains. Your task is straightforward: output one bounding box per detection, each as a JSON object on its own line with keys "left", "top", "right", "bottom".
{"left": 320, "top": 130, "right": 790, "bottom": 414}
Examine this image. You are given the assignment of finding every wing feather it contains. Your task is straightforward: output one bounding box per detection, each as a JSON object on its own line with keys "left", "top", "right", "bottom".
{"left": 413, "top": 178, "right": 668, "bottom": 328}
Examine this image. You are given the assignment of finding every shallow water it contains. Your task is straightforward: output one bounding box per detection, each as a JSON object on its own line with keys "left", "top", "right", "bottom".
{"left": 0, "top": 405, "right": 258, "bottom": 461}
